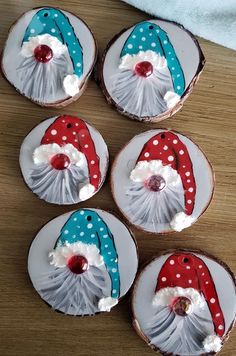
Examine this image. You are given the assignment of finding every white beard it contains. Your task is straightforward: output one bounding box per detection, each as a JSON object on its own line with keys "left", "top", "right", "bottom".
{"left": 29, "top": 163, "right": 88, "bottom": 204}
{"left": 37, "top": 264, "right": 109, "bottom": 316}
{"left": 16, "top": 54, "right": 70, "bottom": 103}
{"left": 125, "top": 181, "right": 185, "bottom": 232}
{"left": 111, "top": 67, "right": 174, "bottom": 117}
{"left": 143, "top": 301, "right": 215, "bottom": 355}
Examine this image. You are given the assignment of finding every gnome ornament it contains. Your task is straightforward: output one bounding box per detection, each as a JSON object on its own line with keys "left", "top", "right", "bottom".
{"left": 1, "top": 7, "right": 97, "bottom": 107}
{"left": 100, "top": 20, "right": 205, "bottom": 122}
{"left": 111, "top": 129, "right": 214, "bottom": 233}
{"left": 132, "top": 250, "right": 236, "bottom": 355}
{"left": 28, "top": 209, "right": 138, "bottom": 316}
{"left": 20, "top": 115, "right": 109, "bottom": 204}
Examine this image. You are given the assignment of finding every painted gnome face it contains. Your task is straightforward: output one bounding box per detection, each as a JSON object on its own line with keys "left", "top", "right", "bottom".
{"left": 132, "top": 251, "right": 236, "bottom": 355}
{"left": 28, "top": 209, "right": 138, "bottom": 316}
{"left": 20, "top": 115, "right": 107, "bottom": 204}
{"left": 1, "top": 7, "right": 96, "bottom": 105}
{"left": 111, "top": 129, "right": 214, "bottom": 233}
{"left": 102, "top": 20, "right": 204, "bottom": 121}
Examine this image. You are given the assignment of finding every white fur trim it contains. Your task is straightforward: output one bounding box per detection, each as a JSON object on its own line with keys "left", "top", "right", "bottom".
{"left": 98, "top": 297, "right": 118, "bottom": 312}
{"left": 119, "top": 50, "right": 167, "bottom": 71}
{"left": 49, "top": 241, "right": 104, "bottom": 268}
{"left": 164, "top": 91, "right": 181, "bottom": 109}
{"left": 79, "top": 183, "right": 95, "bottom": 201}
{"left": 170, "top": 212, "right": 196, "bottom": 232}
{"left": 63, "top": 74, "right": 81, "bottom": 97}
{"left": 203, "top": 334, "right": 222, "bottom": 353}
{"left": 21, "top": 34, "right": 67, "bottom": 58}
{"left": 130, "top": 160, "right": 181, "bottom": 186}
{"left": 152, "top": 287, "right": 206, "bottom": 309}
{"left": 33, "top": 143, "right": 86, "bottom": 167}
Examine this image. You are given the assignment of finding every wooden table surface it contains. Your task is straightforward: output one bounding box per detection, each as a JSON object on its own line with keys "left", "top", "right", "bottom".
{"left": 0, "top": 1, "right": 236, "bottom": 355}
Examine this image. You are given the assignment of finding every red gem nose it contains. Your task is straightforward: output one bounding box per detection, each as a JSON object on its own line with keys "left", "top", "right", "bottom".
{"left": 146, "top": 175, "right": 166, "bottom": 192}
{"left": 134, "top": 61, "right": 153, "bottom": 77}
{"left": 67, "top": 255, "right": 89, "bottom": 274}
{"left": 50, "top": 154, "right": 70, "bottom": 170}
{"left": 172, "top": 297, "right": 192, "bottom": 316}
{"left": 34, "top": 45, "right": 53, "bottom": 63}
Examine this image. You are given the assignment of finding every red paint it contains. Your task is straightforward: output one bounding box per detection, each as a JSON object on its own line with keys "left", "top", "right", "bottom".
{"left": 171, "top": 296, "right": 191, "bottom": 316}
{"left": 145, "top": 175, "right": 166, "bottom": 192}
{"left": 155, "top": 253, "right": 225, "bottom": 336}
{"left": 67, "top": 255, "right": 89, "bottom": 274}
{"left": 41, "top": 116, "right": 101, "bottom": 190}
{"left": 137, "top": 131, "right": 196, "bottom": 215}
{"left": 34, "top": 45, "right": 53, "bottom": 63}
{"left": 50, "top": 154, "right": 70, "bottom": 170}
{"left": 135, "top": 61, "right": 153, "bottom": 77}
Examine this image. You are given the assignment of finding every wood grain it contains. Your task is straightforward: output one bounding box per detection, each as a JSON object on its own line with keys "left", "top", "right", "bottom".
{"left": 0, "top": 1, "right": 235, "bottom": 355}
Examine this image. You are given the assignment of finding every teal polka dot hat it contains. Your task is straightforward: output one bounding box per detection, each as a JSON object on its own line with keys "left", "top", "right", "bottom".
{"left": 121, "top": 21, "right": 185, "bottom": 96}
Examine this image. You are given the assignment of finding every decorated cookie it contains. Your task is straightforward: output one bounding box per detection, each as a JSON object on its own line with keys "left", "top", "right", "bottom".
{"left": 111, "top": 129, "right": 214, "bottom": 233}
{"left": 132, "top": 250, "right": 236, "bottom": 355}
{"left": 20, "top": 115, "right": 108, "bottom": 204}
{"left": 1, "top": 7, "right": 97, "bottom": 107}
{"left": 100, "top": 20, "right": 205, "bottom": 122}
{"left": 28, "top": 208, "right": 138, "bottom": 315}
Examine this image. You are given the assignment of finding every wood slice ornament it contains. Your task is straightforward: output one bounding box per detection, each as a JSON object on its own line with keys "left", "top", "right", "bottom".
{"left": 19, "top": 115, "right": 108, "bottom": 205}
{"left": 28, "top": 208, "right": 138, "bottom": 316}
{"left": 1, "top": 7, "right": 97, "bottom": 107}
{"left": 100, "top": 19, "right": 205, "bottom": 122}
{"left": 111, "top": 129, "right": 214, "bottom": 233}
{"left": 131, "top": 250, "right": 236, "bottom": 355}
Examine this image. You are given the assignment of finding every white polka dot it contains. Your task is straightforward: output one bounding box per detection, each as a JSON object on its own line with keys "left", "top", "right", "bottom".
{"left": 112, "top": 290, "right": 117, "bottom": 294}
{"left": 100, "top": 227, "right": 104, "bottom": 231}
{"left": 199, "top": 265, "right": 203, "bottom": 269}
{"left": 91, "top": 234, "right": 95, "bottom": 238}
{"left": 153, "top": 140, "right": 158, "bottom": 145}
{"left": 173, "top": 139, "right": 178, "bottom": 144}
{"left": 144, "top": 152, "right": 150, "bottom": 158}
{"left": 72, "top": 235, "right": 76, "bottom": 238}
{"left": 81, "top": 134, "right": 85, "bottom": 137}
{"left": 62, "top": 136, "right": 67, "bottom": 141}
{"left": 105, "top": 244, "right": 108, "bottom": 248}
{"left": 210, "top": 298, "right": 215, "bottom": 304}
{"left": 171, "top": 58, "right": 175, "bottom": 61}
{"left": 188, "top": 187, "right": 194, "bottom": 192}
{"left": 149, "top": 33, "right": 153, "bottom": 36}
{"left": 103, "top": 235, "right": 108, "bottom": 238}
{"left": 156, "top": 29, "right": 160, "bottom": 33}
{"left": 110, "top": 258, "right": 114, "bottom": 261}
{"left": 183, "top": 165, "right": 186, "bottom": 168}
{"left": 74, "top": 139, "right": 78, "bottom": 142}
{"left": 179, "top": 150, "right": 184, "bottom": 155}
{"left": 91, "top": 160, "right": 95, "bottom": 164}
{"left": 138, "top": 45, "right": 143, "bottom": 49}
{"left": 141, "top": 37, "right": 146, "bottom": 41}
{"left": 168, "top": 156, "right": 174, "bottom": 162}
{"left": 72, "top": 132, "right": 76, "bottom": 135}
{"left": 185, "top": 172, "right": 190, "bottom": 176}
{"left": 108, "top": 252, "right": 112, "bottom": 255}
{"left": 177, "top": 86, "right": 181, "bottom": 90}
{"left": 97, "top": 218, "right": 101, "bottom": 221}
{"left": 151, "top": 42, "right": 156, "bottom": 47}
{"left": 139, "top": 28, "right": 144, "bottom": 32}
{"left": 170, "top": 260, "right": 175, "bottom": 265}
{"left": 205, "top": 281, "right": 209, "bottom": 285}
{"left": 163, "top": 145, "right": 168, "bottom": 150}
{"left": 30, "top": 29, "right": 35, "bottom": 34}
{"left": 73, "top": 218, "right": 77, "bottom": 221}
{"left": 112, "top": 268, "right": 117, "bottom": 273}
{"left": 64, "top": 230, "right": 69, "bottom": 234}
{"left": 161, "top": 277, "right": 167, "bottom": 282}
{"left": 62, "top": 22, "right": 65, "bottom": 25}
{"left": 62, "top": 120, "right": 65, "bottom": 123}
{"left": 72, "top": 50, "right": 76, "bottom": 54}
{"left": 187, "top": 179, "right": 191, "bottom": 183}
{"left": 132, "top": 35, "right": 136, "bottom": 39}
{"left": 168, "top": 51, "right": 172, "bottom": 55}
{"left": 115, "top": 258, "right": 118, "bottom": 263}
{"left": 188, "top": 279, "right": 192, "bottom": 284}
{"left": 75, "top": 123, "right": 79, "bottom": 126}
{"left": 51, "top": 129, "right": 57, "bottom": 135}
{"left": 67, "top": 32, "right": 71, "bottom": 36}
{"left": 218, "top": 325, "right": 224, "bottom": 330}
{"left": 186, "top": 266, "right": 191, "bottom": 270}
{"left": 54, "top": 14, "right": 58, "bottom": 17}
{"left": 176, "top": 274, "right": 181, "bottom": 278}
{"left": 93, "top": 175, "right": 97, "bottom": 179}
{"left": 127, "top": 44, "right": 133, "bottom": 49}
{"left": 216, "top": 313, "right": 220, "bottom": 317}
{"left": 84, "top": 144, "right": 88, "bottom": 148}
{"left": 80, "top": 211, "right": 85, "bottom": 215}
{"left": 202, "top": 273, "right": 205, "bottom": 276}
{"left": 51, "top": 28, "right": 56, "bottom": 33}
{"left": 73, "top": 42, "right": 76, "bottom": 45}
{"left": 77, "top": 63, "right": 81, "bottom": 67}
{"left": 187, "top": 200, "right": 192, "bottom": 204}
{"left": 43, "top": 23, "right": 46, "bottom": 27}
{"left": 87, "top": 223, "right": 93, "bottom": 229}
{"left": 163, "top": 40, "right": 168, "bottom": 44}
{"left": 80, "top": 232, "right": 84, "bottom": 236}
{"left": 172, "top": 67, "right": 175, "bottom": 70}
